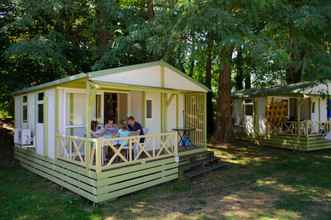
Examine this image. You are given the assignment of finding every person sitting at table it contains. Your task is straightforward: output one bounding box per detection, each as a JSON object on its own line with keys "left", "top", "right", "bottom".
{"left": 112, "top": 123, "right": 130, "bottom": 161}
{"left": 91, "top": 120, "right": 104, "bottom": 138}
{"left": 117, "top": 123, "right": 130, "bottom": 146}
{"left": 127, "top": 116, "right": 144, "bottom": 136}
{"left": 103, "top": 119, "right": 118, "bottom": 138}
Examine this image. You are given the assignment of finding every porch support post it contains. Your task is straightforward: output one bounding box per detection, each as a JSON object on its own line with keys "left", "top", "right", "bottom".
{"left": 86, "top": 81, "right": 96, "bottom": 138}
{"left": 160, "top": 64, "right": 166, "bottom": 132}
{"left": 176, "top": 94, "right": 179, "bottom": 128}
{"left": 55, "top": 88, "right": 59, "bottom": 158}
{"left": 254, "top": 97, "right": 259, "bottom": 135}
{"left": 43, "top": 93, "right": 49, "bottom": 157}
{"left": 161, "top": 93, "right": 167, "bottom": 132}
{"left": 142, "top": 92, "right": 146, "bottom": 127}
{"left": 240, "top": 98, "right": 245, "bottom": 128}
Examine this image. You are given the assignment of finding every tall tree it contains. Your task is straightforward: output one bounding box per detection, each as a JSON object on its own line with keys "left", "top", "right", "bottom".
{"left": 205, "top": 32, "right": 214, "bottom": 136}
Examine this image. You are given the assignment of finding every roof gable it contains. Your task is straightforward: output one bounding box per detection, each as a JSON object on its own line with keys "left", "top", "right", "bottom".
{"left": 89, "top": 61, "right": 209, "bottom": 92}
{"left": 13, "top": 61, "right": 208, "bottom": 96}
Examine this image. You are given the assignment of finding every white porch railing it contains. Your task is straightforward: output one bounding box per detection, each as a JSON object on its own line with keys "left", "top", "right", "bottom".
{"left": 56, "top": 132, "right": 178, "bottom": 172}
{"left": 267, "top": 121, "right": 331, "bottom": 137}
{"left": 56, "top": 135, "right": 97, "bottom": 168}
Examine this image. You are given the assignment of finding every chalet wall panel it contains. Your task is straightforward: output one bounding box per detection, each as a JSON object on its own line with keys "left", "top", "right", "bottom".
{"left": 257, "top": 97, "right": 267, "bottom": 135}
{"left": 320, "top": 98, "right": 328, "bottom": 122}
{"left": 145, "top": 92, "right": 161, "bottom": 134}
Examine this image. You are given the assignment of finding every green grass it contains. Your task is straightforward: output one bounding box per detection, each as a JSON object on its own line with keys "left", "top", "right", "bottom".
{"left": 1, "top": 140, "right": 331, "bottom": 219}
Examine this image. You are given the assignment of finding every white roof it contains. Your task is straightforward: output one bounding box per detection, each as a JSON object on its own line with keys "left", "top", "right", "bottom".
{"left": 14, "top": 61, "right": 208, "bottom": 95}
{"left": 89, "top": 61, "right": 208, "bottom": 92}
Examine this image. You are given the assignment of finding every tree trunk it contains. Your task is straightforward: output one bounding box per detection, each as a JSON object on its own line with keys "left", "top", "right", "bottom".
{"left": 245, "top": 72, "right": 251, "bottom": 89}
{"left": 286, "top": 53, "right": 302, "bottom": 84}
{"left": 205, "top": 34, "right": 214, "bottom": 137}
{"left": 286, "top": 28, "right": 301, "bottom": 84}
{"left": 189, "top": 59, "right": 194, "bottom": 77}
{"left": 214, "top": 48, "right": 233, "bottom": 143}
{"left": 96, "top": 0, "right": 111, "bottom": 58}
{"left": 235, "top": 48, "right": 244, "bottom": 90}
{"left": 146, "top": 0, "right": 154, "bottom": 20}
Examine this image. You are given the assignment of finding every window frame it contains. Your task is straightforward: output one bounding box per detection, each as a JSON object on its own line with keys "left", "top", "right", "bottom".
{"left": 243, "top": 99, "right": 254, "bottom": 116}
{"left": 22, "top": 95, "right": 28, "bottom": 123}
{"left": 146, "top": 99, "right": 153, "bottom": 119}
{"left": 37, "top": 92, "right": 45, "bottom": 124}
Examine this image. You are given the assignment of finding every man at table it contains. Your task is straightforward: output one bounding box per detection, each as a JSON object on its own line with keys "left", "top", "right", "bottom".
{"left": 127, "top": 116, "right": 144, "bottom": 136}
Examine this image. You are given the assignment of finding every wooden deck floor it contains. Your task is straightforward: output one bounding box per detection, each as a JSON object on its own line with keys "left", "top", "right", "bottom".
{"left": 236, "top": 133, "right": 331, "bottom": 151}
{"left": 14, "top": 146, "right": 208, "bottom": 203}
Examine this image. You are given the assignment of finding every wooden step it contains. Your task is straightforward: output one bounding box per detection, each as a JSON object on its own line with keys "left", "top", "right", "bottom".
{"left": 179, "top": 150, "right": 216, "bottom": 172}
{"left": 186, "top": 156, "right": 218, "bottom": 170}
{"left": 184, "top": 162, "right": 226, "bottom": 178}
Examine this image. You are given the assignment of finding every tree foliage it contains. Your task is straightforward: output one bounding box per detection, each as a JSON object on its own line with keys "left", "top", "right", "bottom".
{"left": 1, "top": 0, "right": 330, "bottom": 142}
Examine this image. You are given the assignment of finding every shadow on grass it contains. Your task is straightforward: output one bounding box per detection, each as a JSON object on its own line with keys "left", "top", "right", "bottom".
{"left": 1, "top": 139, "right": 331, "bottom": 220}
{"left": 0, "top": 127, "right": 14, "bottom": 167}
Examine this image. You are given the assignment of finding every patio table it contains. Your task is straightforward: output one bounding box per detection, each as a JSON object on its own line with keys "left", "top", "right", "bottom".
{"left": 172, "top": 128, "right": 195, "bottom": 148}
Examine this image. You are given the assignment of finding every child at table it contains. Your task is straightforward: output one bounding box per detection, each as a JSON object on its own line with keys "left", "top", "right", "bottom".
{"left": 117, "top": 123, "right": 130, "bottom": 146}
{"left": 113, "top": 123, "right": 130, "bottom": 161}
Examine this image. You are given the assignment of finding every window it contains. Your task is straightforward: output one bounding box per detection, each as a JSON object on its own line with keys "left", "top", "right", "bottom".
{"left": 65, "top": 92, "right": 86, "bottom": 137}
{"left": 312, "top": 102, "right": 316, "bottom": 113}
{"left": 38, "top": 104, "right": 44, "bottom": 123}
{"left": 38, "top": 93, "right": 44, "bottom": 101}
{"left": 281, "top": 99, "right": 290, "bottom": 118}
{"left": 22, "top": 96, "right": 28, "bottom": 123}
{"left": 37, "top": 92, "right": 44, "bottom": 123}
{"left": 146, "top": 99, "right": 152, "bottom": 119}
{"left": 244, "top": 99, "right": 253, "bottom": 116}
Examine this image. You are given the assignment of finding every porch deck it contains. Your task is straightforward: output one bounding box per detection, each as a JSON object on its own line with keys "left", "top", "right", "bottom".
{"left": 14, "top": 132, "right": 208, "bottom": 203}
{"left": 235, "top": 120, "right": 331, "bottom": 151}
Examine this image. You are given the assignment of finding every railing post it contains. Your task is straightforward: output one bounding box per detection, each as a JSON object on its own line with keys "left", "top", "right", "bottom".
{"left": 55, "top": 135, "right": 59, "bottom": 158}
{"left": 174, "top": 132, "right": 179, "bottom": 162}
{"left": 69, "top": 136, "right": 72, "bottom": 159}
{"left": 95, "top": 139, "right": 102, "bottom": 174}
{"left": 85, "top": 140, "right": 91, "bottom": 169}
{"left": 129, "top": 138, "right": 132, "bottom": 162}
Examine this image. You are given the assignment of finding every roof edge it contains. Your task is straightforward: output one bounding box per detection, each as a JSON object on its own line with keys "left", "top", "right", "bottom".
{"left": 88, "top": 61, "right": 161, "bottom": 78}
{"left": 13, "top": 60, "right": 210, "bottom": 95}
{"left": 12, "top": 73, "right": 87, "bottom": 96}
